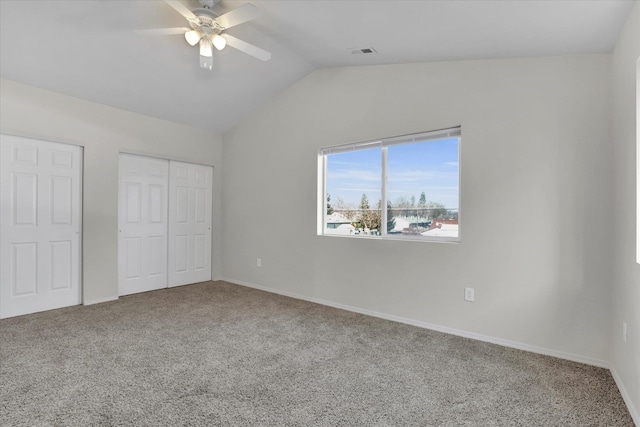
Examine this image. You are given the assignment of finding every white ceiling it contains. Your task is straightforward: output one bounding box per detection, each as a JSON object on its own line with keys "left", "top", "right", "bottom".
{"left": 0, "top": 0, "right": 636, "bottom": 134}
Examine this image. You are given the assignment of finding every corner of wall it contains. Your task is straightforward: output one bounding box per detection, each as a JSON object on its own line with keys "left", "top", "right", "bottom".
{"left": 610, "top": 2, "right": 640, "bottom": 423}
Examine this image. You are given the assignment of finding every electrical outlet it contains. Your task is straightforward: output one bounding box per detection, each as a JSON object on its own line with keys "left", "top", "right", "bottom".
{"left": 464, "top": 287, "right": 474, "bottom": 302}
{"left": 257, "top": 258, "right": 262, "bottom": 267}
{"left": 623, "top": 322, "right": 627, "bottom": 343}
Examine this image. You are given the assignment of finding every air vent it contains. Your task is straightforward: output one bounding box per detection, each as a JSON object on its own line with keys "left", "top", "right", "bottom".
{"left": 349, "top": 47, "right": 377, "bottom": 55}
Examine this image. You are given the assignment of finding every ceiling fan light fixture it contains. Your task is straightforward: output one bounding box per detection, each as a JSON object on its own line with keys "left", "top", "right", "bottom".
{"left": 199, "top": 37, "right": 213, "bottom": 57}
{"left": 200, "top": 54, "right": 213, "bottom": 70}
{"left": 184, "top": 29, "right": 201, "bottom": 46}
{"left": 212, "top": 34, "right": 226, "bottom": 50}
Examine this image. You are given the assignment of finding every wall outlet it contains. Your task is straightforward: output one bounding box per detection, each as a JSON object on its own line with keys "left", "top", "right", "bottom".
{"left": 464, "top": 287, "right": 474, "bottom": 302}
{"left": 257, "top": 258, "right": 262, "bottom": 267}
{"left": 623, "top": 322, "right": 627, "bottom": 343}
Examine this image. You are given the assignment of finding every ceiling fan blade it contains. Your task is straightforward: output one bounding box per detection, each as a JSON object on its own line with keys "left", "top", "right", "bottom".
{"left": 135, "top": 27, "right": 189, "bottom": 36}
{"left": 215, "top": 3, "right": 259, "bottom": 29}
{"left": 223, "top": 34, "right": 271, "bottom": 61}
{"left": 164, "top": 0, "right": 197, "bottom": 21}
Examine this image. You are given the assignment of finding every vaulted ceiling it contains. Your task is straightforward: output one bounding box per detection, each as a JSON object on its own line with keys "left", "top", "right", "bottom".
{"left": 0, "top": 0, "right": 635, "bottom": 133}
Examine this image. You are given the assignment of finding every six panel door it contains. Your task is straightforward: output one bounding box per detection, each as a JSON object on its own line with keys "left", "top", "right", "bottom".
{"left": 168, "top": 161, "right": 212, "bottom": 287}
{"left": 0, "top": 135, "right": 82, "bottom": 319}
{"left": 118, "top": 154, "right": 169, "bottom": 296}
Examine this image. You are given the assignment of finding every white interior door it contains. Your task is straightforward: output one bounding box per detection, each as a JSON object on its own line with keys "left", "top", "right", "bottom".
{"left": 0, "top": 134, "right": 82, "bottom": 319}
{"left": 168, "top": 161, "right": 212, "bottom": 287}
{"left": 118, "top": 154, "right": 169, "bottom": 296}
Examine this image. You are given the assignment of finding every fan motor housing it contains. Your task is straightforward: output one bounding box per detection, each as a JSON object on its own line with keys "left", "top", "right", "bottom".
{"left": 198, "top": 0, "right": 217, "bottom": 8}
{"left": 190, "top": 7, "right": 223, "bottom": 32}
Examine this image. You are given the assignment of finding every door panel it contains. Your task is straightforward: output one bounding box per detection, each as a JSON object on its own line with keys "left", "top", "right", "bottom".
{"left": 0, "top": 134, "right": 82, "bottom": 319}
{"left": 118, "top": 154, "right": 168, "bottom": 296}
{"left": 13, "top": 173, "right": 37, "bottom": 225}
{"left": 168, "top": 161, "right": 212, "bottom": 287}
{"left": 174, "top": 234, "right": 188, "bottom": 272}
{"left": 51, "top": 176, "right": 72, "bottom": 224}
{"left": 147, "top": 235, "right": 165, "bottom": 276}
{"left": 12, "top": 243, "right": 37, "bottom": 295}
{"left": 51, "top": 240, "right": 72, "bottom": 290}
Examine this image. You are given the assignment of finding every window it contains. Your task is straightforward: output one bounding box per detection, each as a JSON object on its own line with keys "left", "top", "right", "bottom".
{"left": 319, "top": 127, "right": 461, "bottom": 242}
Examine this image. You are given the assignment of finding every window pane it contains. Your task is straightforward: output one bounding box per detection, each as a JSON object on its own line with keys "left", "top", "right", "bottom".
{"left": 325, "top": 148, "right": 382, "bottom": 236}
{"left": 386, "top": 138, "right": 459, "bottom": 238}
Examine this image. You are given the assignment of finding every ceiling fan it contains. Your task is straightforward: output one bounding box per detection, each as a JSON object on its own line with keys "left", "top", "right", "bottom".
{"left": 138, "top": 0, "right": 271, "bottom": 70}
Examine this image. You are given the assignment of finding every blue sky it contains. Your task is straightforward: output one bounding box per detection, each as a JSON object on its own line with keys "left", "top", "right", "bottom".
{"left": 326, "top": 138, "right": 459, "bottom": 209}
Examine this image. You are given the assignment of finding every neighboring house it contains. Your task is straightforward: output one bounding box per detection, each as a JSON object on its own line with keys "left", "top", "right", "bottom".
{"left": 325, "top": 212, "right": 352, "bottom": 229}
{"left": 420, "top": 219, "right": 459, "bottom": 237}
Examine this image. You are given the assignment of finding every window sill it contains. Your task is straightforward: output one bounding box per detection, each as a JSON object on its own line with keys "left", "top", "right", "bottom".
{"left": 318, "top": 233, "right": 461, "bottom": 244}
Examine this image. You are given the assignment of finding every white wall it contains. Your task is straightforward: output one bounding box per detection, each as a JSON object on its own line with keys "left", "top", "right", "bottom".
{"left": 222, "top": 55, "right": 613, "bottom": 364}
{"left": 0, "top": 79, "right": 223, "bottom": 303}
{"left": 611, "top": 3, "right": 640, "bottom": 420}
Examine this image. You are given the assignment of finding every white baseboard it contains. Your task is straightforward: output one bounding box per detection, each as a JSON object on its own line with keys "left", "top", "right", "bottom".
{"left": 83, "top": 295, "right": 118, "bottom": 306}
{"left": 218, "top": 277, "right": 610, "bottom": 369}
{"left": 611, "top": 366, "right": 639, "bottom": 426}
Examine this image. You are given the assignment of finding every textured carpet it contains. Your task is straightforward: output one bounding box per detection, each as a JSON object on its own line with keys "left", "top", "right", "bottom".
{"left": 0, "top": 281, "right": 634, "bottom": 426}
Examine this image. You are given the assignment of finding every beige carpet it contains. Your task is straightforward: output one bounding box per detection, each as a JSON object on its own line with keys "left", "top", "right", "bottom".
{"left": 0, "top": 281, "right": 634, "bottom": 426}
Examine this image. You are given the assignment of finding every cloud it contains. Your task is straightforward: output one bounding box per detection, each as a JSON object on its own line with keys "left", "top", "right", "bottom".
{"left": 387, "top": 170, "right": 458, "bottom": 183}
{"left": 335, "top": 187, "right": 382, "bottom": 193}
{"left": 327, "top": 169, "right": 381, "bottom": 182}
{"left": 388, "top": 170, "right": 436, "bottom": 182}
{"left": 330, "top": 160, "right": 379, "bottom": 168}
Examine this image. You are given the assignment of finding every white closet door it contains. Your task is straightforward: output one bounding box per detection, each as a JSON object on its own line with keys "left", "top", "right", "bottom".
{"left": 168, "top": 161, "right": 212, "bottom": 287}
{"left": 0, "top": 135, "right": 82, "bottom": 319}
{"left": 118, "top": 154, "right": 169, "bottom": 296}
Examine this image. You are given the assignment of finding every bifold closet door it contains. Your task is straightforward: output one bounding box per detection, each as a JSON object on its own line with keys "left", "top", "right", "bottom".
{"left": 0, "top": 135, "right": 82, "bottom": 319}
{"left": 118, "top": 154, "right": 169, "bottom": 296}
{"left": 168, "top": 161, "right": 212, "bottom": 287}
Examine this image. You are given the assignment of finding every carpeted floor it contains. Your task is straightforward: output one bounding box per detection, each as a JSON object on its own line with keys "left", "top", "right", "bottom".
{"left": 0, "top": 281, "right": 634, "bottom": 426}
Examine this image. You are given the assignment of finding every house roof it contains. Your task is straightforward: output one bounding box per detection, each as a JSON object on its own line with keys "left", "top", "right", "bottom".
{"left": 421, "top": 224, "right": 459, "bottom": 238}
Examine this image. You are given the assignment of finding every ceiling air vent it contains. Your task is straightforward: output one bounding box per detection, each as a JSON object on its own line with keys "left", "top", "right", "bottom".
{"left": 349, "top": 47, "right": 377, "bottom": 55}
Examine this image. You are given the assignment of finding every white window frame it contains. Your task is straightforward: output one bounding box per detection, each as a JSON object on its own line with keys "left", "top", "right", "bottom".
{"left": 318, "top": 127, "right": 461, "bottom": 243}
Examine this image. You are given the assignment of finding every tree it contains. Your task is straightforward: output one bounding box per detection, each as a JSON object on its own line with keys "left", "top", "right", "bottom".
{"left": 334, "top": 197, "right": 356, "bottom": 221}
{"left": 418, "top": 192, "right": 427, "bottom": 222}
{"left": 410, "top": 195, "right": 416, "bottom": 207}
{"left": 394, "top": 196, "right": 411, "bottom": 217}
{"left": 359, "top": 193, "right": 370, "bottom": 211}
{"left": 355, "top": 193, "right": 369, "bottom": 231}
{"left": 372, "top": 200, "right": 383, "bottom": 233}
{"left": 426, "top": 201, "right": 447, "bottom": 219}
{"left": 418, "top": 192, "right": 426, "bottom": 207}
{"left": 387, "top": 201, "right": 396, "bottom": 233}
{"left": 356, "top": 193, "right": 382, "bottom": 233}
{"left": 326, "top": 194, "right": 334, "bottom": 215}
